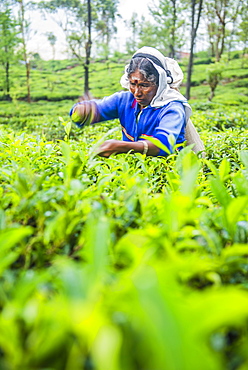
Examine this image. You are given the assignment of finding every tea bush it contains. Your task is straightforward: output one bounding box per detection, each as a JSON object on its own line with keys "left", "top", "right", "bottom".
{"left": 0, "top": 98, "right": 247, "bottom": 369}
{"left": 0, "top": 54, "right": 248, "bottom": 369}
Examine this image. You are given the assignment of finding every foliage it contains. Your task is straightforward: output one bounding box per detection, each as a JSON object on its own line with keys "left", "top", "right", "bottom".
{"left": 0, "top": 5, "right": 20, "bottom": 99}
{"left": 38, "top": 0, "right": 119, "bottom": 61}
{"left": 0, "top": 53, "right": 247, "bottom": 107}
{"left": 206, "top": 58, "right": 225, "bottom": 101}
{"left": 0, "top": 91, "right": 247, "bottom": 368}
{"left": 146, "top": 0, "right": 186, "bottom": 58}
{"left": 0, "top": 44, "right": 247, "bottom": 369}
{"left": 46, "top": 31, "right": 57, "bottom": 61}
{"left": 125, "top": 13, "right": 142, "bottom": 54}
{"left": 238, "top": 0, "right": 248, "bottom": 58}
{"left": 203, "top": 0, "right": 242, "bottom": 61}
{"left": 185, "top": 0, "right": 204, "bottom": 100}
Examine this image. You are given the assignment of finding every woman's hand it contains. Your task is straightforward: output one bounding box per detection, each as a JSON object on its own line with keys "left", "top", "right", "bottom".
{"left": 71, "top": 102, "right": 90, "bottom": 123}
{"left": 71, "top": 101, "right": 99, "bottom": 126}
{"left": 96, "top": 140, "right": 123, "bottom": 157}
{"left": 96, "top": 139, "right": 160, "bottom": 157}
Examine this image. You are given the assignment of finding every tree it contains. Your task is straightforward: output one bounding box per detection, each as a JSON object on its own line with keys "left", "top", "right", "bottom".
{"left": 206, "top": 59, "right": 224, "bottom": 100}
{"left": 94, "top": 0, "right": 119, "bottom": 60}
{"left": 85, "top": 0, "right": 91, "bottom": 96}
{"left": 238, "top": 0, "right": 248, "bottom": 61}
{"left": 137, "top": 18, "right": 161, "bottom": 52}
{"left": 239, "top": 21, "right": 248, "bottom": 59}
{"left": 38, "top": 0, "right": 119, "bottom": 96}
{"left": 124, "top": 12, "right": 140, "bottom": 54}
{"left": 148, "top": 0, "right": 186, "bottom": 58}
{"left": 204, "top": 0, "right": 242, "bottom": 61}
{"left": 186, "top": 0, "right": 204, "bottom": 100}
{"left": 38, "top": 0, "right": 90, "bottom": 95}
{"left": 46, "top": 31, "right": 57, "bottom": 60}
{"left": 0, "top": 6, "right": 20, "bottom": 100}
{"left": 17, "top": 0, "right": 32, "bottom": 102}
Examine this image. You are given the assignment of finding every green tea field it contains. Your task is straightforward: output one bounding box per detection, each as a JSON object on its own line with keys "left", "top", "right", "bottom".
{"left": 0, "top": 55, "right": 247, "bottom": 370}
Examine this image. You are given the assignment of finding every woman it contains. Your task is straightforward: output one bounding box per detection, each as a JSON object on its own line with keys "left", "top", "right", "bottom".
{"left": 70, "top": 46, "right": 201, "bottom": 157}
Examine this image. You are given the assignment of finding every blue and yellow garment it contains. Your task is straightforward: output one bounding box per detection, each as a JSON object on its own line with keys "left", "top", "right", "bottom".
{"left": 70, "top": 90, "right": 186, "bottom": 157}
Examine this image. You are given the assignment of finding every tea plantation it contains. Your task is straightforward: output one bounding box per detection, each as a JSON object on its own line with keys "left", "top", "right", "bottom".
{"left": 0, "top": 55, "right": 247, "bottom": 370}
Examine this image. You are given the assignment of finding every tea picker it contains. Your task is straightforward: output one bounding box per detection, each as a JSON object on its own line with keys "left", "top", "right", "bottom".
{"left": 70, "top": 46, "right": 205, "bottom": 158}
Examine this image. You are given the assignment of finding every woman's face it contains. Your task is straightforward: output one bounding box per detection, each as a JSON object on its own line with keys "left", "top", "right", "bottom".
{"left": 129, "top": 70, "right": 158, "bottom": 107}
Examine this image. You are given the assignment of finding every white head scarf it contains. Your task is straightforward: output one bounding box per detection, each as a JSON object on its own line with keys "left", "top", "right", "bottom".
{"left": 120, "top": 46, "right": 192, "bottom": 122}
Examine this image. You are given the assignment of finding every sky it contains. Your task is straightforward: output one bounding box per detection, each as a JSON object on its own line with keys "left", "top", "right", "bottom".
{"left": 28, "top": 0, "right": 153, "bottom": 60}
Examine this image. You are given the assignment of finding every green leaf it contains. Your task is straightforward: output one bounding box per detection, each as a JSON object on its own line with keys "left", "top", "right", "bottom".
{"left": 0, "top": 227, "right": 33, "bottom": 274}
{"left": 64, "top": 121, "right": 72, "bottom": 137}
{"left": 141, "top": 135, "right": 172, "bottom": 155}
{"left": 240, "top": 150, "right": 248, "bottom": 169}
{"left": 210, "top": 176, "right": 231, "bottom": 207}
{"left": 226, "top": 196, "right": 248, "bottom": 236}
{"left": 219, "top": 158, "right": 230, "bottom": 182}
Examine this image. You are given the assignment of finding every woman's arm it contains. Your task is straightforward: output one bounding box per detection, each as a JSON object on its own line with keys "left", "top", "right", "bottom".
{"left": 70, "top": 93, "right": 123, "bottom": 127}
{"left": 96, "top": 139, "right": 159, "bottom": 157}
{"left": 70, "top": 101, "right": 100, "bottom": 127}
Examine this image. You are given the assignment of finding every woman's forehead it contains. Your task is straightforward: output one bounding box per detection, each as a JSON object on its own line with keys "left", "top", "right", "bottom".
{"left": 129, "top": 71, "right": 147, "bottom": 82}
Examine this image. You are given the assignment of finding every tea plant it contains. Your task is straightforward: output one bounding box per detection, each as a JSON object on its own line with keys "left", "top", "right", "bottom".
{"left": 0, "top": 124, "right": 246, "bottom": 368}
{"left": 0, "top": 87, "right": 248, "bottom": 368}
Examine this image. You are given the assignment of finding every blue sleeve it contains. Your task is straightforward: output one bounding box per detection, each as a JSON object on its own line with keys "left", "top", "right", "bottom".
{"left": 95, "top": 92, "right": 122, "bottom": 121}
{"left": 69, "top": 92, "right": 122, "bottom": 128}
{"left": 153, "top": 102, "right": 186, "bottom": 156}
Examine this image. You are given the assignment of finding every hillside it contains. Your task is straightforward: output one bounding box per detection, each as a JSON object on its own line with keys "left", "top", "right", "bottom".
{"left": 1, "top": 53, "right": 247, "bottom": 106}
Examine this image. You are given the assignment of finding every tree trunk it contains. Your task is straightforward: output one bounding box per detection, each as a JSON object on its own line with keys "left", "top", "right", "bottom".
{"left": 4, "top": 36, "right": 11, "bottom": 100}
{"left": 186, "top": 0, "right": 203, "bottom": 100}
{"left": 26, "top": 60, "right": 31, "bottom": 102}
{"left": 84, "top": 0, "right": 92, "bottom": 97}
{"left": 216, "top": 19, "right": 226, "bottom": 62}
{"left": 208, "top": 89, "right": 215, "bottom": 101}
{"left": 5, "top": 61, "right": 11, "bottom": 100}
{"left": 19, "top": 0, "right": 31, "bottom": 103}
{"left": 171, "top": 0, "right": 176, "bottom": 59}
{"left": 186, "top": 34, "right": 195, "bottom": 100}
{"left": 186, "top": 0, "right": 196, "bottom": 100}
{"left": 208, "top": 77, "right": 218, "bottom": 101}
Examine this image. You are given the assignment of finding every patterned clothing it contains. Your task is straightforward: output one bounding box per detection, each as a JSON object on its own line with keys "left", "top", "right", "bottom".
{"left": 71, "top": 90, "right": 186, "bottom": 156}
